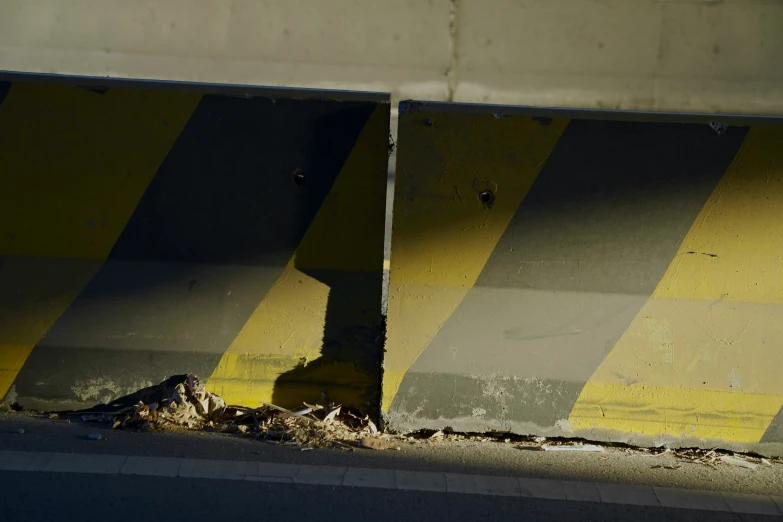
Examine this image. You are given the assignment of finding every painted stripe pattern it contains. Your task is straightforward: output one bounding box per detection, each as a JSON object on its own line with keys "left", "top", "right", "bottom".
{"left": 385, "top": 104, "right": 783, "bottom": 447}
{"left": 383, "top": 110, "right": 569, "bottom": 412}
{"left": 0, "top": 82, "right": 199, "bottom": 402}
{"left": 0, "top": 79, "right": 389, "bottom": 412}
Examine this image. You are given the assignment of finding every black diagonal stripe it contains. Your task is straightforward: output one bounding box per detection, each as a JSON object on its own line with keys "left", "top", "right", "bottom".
{"left": 0, "top": 82, "right": 11, "bottom": 107}
{"left": 12, "top": 94, "right": 379, "bottom": 411}
{"left": 390, "top": 118, "right": 748, "bottom": 431}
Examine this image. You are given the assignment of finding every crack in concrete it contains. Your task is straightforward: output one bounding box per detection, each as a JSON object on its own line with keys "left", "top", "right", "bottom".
{"left": 447, "top": 0, "right": 462, "bottom": 101}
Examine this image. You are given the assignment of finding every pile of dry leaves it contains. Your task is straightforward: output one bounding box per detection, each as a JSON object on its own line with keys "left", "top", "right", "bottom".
{"left": 75, "top": 374, "right": 399, "bottom": 451}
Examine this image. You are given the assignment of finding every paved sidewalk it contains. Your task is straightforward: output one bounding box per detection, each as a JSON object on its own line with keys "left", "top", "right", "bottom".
{"left": 2, "top": 449, "right": 781, "bottom": 517}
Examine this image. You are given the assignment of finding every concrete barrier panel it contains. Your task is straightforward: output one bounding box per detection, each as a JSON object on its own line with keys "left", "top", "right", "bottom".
{"left": 0, "top": 74, "right": 389, "bottom": 412}
{"left": 384, "top": 102, "right": 783, "bottom": 453}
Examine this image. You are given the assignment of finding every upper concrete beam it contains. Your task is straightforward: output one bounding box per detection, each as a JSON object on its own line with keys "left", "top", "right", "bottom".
{"left": 455, "top": 0, "right": 783, "bottom": 115}
{"left": 1, "top": 0, "right": 782, "bottom": 114}
{"left": 0, "top": 0, "right": 452, "bottom": 103}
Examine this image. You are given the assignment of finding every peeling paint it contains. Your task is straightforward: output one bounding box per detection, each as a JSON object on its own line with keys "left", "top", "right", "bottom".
{"left": 71, "top": 377, "right": 154, "bottom": 405}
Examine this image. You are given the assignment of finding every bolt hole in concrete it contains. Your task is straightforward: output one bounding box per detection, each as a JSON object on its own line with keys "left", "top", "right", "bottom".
{"left": 425, "top": 117, "right": 434, "bottom": 126}
{"left": 292, "top": 168, "right": 306, "bottom": 187}
{"left": 479, "top": 190, "right": 494, "bottom": 206}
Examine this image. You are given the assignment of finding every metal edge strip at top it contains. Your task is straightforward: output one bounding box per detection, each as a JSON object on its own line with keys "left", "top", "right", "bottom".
{"left": 0, "top": 70, "right": 391, "bottom": 104}
{"left": 398, "top": 100, "right": 783, "bottom": 127}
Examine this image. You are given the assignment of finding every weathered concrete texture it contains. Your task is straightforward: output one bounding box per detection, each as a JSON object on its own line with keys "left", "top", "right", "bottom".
{"left": 0, "top": 0, "right": 451, "bottom": 103}
{"left": 386, "top": 103, "right": 783, "bottom": 450}
{"left": 389, "top": 372, "right": 584, "bottom": 435}
{"left": 2, "top": 1, "right": 783, "bottom": 113}
{"left": 1, "top": 76, "right": 389, "bottom": 412}
{"left": 455, "top": 0, "right": 783, "bottom": 113}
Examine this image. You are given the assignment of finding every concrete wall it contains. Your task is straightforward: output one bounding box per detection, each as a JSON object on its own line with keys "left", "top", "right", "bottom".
{"left": 0, "top": 75, "right": 389, "bottom": 413}
{"left": 384, "top": 102, "right": 783, "bottom": 455}
{"left": 1, "top": 0, "right": 783, "bottom": 114}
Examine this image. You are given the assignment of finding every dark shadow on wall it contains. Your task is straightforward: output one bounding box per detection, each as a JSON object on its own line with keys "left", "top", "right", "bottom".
{"left": 270, "top": 269, "right": 384, "bottom": 414}
{"left": 271, "top": 108, "right": 386, "bottom": 416}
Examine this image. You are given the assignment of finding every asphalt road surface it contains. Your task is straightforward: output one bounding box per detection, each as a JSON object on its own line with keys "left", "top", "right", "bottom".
{"left": 4, "top": 471, "right": 775, "bottom": 522}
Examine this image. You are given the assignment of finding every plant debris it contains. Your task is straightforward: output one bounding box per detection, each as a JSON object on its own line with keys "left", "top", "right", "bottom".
{"left": 719, "top": 455, "right": 758, "bottom": 470}
{"left": 31, "top": 377, "right": 783, "bottom": 463}
{"left": 360, "top": 436, "right": 400, "bottom": 451}
{"left": 66, "top": 374, "right": 393, "bottom": 450}
{"left": 666, "top": 447, "right": 778, "bottom": 470}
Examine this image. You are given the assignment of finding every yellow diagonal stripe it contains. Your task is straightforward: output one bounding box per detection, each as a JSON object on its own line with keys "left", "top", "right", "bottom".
{"left": 382, "top": 113, "right": 569, "bottom": 412}
{"left": 570, "top": 126, "right": 783, "bottom": 443}
{"left": 0, "top": 82, "right": 199, "bottom": 398}
{"left": 206, "top": 104, "right": 389, "bottom": 406}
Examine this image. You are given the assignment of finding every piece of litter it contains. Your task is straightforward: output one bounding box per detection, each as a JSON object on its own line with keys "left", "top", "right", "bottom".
{"left": 87, "top": 433, "right": 104, "bottom": 441}
{"left": 237, "top": 425, "right": 249, "bottom": 434}
{"left": 15, "top": 428, "right": 24, "bottom": 434}
{"left": 323, "top": 406, "right": 341, "bottom": 423}
{"left": 534, "top": 437, "right": 546, "bottom": 443}
{"left": 761, "top": 458, "right": 772, "bottom": 466}
{"left": 367, "top": 420, "right": 378, "bottom": 435}
{"left": 719, "top": 455, "right": 757, "bottom": 470}
{"left": 541, "top": 444, "right": 604, "bottom": 452}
